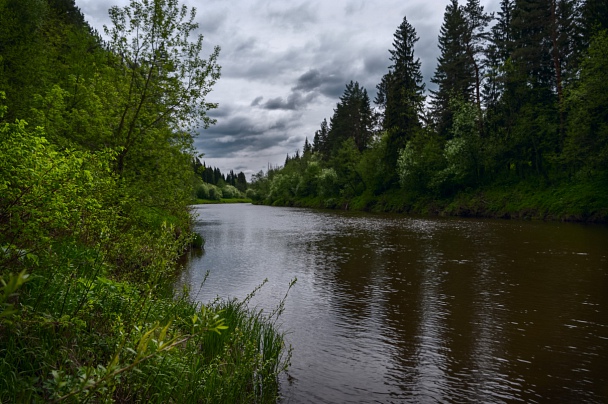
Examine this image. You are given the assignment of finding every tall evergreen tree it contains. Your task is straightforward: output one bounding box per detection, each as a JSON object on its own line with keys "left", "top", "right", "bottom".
{"left": 483, "top": 0, "right": 514, "bottom": 113}
{"left": 581, "top": 0, "right": 608, "bottom": 41}
{"left": 327, "top": 81, "right": 374, "bottom": 155}
{"left": 503, "top": 0, "right": 581, "bottom": 173}
{"left": 312, "top": 118, "right": 329, "bottom": 157}
{"left": 303, "top": 137, "right": 312, "bottom": 156}
{"left": 377, "top": 15, "right": 425, "bottom": 178}
{"left": 430, "top": 0, "right": 472, "bottom": 138}
{"left": 462, "top": 0, "right": 492, "bottom": 131}
{"left": 236, "top": 171, "right": 247, "bottom": 192}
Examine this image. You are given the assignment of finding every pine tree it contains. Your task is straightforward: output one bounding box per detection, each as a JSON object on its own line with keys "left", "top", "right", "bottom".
{"left": 581, "top": 0, "right": 608, "bottom": 41}
{"left": 462, "top": 0, "right": 492, "bottom": 132}
{"left": 327, "top": 81, "right": 374, "bottom": 155}
{"left": 430, "top": 0, "right": 472, "bottom": 138}
{"left": 303, "top": 137, "right": 312, "bottom": 156}
{"left": 377, "top": 15, "right": 425, "bottom": 178}
{"left": 483, "top": 0, "right": 514, "bottom": 113}
{"left": 236, "top": 171, "right": 247, "bottom": 192}
{"left": 312, "top": 118, "right": 329, "bottom": 157}
{"left": 505, "top": 0, "right": 580, "bottom": 167}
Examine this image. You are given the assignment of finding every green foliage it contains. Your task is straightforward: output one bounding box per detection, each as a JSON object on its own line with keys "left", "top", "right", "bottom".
{"left": 0, "top": 270, "right": 30, "bottom": 323}
{"left": 332, "top": 138, "right": 365, "bottom": 197}
{"left": 0, "top": 1, "right": 292, "bottom": 401}
{"left": 325, "top": 81, "right": 374, "bottom": 156}
{"left": 296, "top": 159, "right": 322, "bottom": 197}
{"left": 239, "top": 5, "right": 606, "bottom": 221}
{"left": 377, "top": 15, "right": 425, "bottom": 180}
{"left": 0, "top": 117, "right": 118, "bottom": 268}
{"left": 221, "top": 184, "right": 242, "bottom": 199}
{"left": 196, "top": 182, "right": 222, "bottom": 201}
{"left": 357, "top": 133, "right": 391, "bottom": 195}
{"left": 440, "top": 98, "right": 483, "bottom": 188}
{"left": 397, "top": 131, "right": 445, "bottom": 194}
{"left": 103, "top": 0, "right": 220, "bottom": 173}
{"left": 0, "top": 113, "right": 288, "bottom": 402}
{"left": 564, "top": 30, "right": 608, "bottom": 172}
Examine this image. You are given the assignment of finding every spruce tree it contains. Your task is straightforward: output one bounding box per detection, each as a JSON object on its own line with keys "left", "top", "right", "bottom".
{"left": 483, "top": 0, "right": 514, "bottom": 113}
{"left": 313, "top": 118, "right": 330, "bottom": 159}
{"left": 462, "top": 0, "right": 492, "bottom": 132}
{"left": 327, "top": 81, "right": 374, "bottom": 155}
{"left": 430, "top": 0, "right": 471, "bottom": 138}
{"left": 377, "top": 15, "right": 425, "bottom": 179}
{"left": 303, "top": 137, "right": 312, "bottom": 156}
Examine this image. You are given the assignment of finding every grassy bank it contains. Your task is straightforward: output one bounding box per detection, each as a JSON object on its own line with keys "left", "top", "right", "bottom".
{"left": 193, "top": 198, "right": 252, "bottom": 205}
{"left": 257, "top": 176, "right": 608, "bottom": 223}
{"left": 1, "top": 261, "right": 290, "bottom": 402}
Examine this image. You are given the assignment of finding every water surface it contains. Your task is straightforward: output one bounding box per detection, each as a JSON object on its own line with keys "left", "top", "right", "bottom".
{"left": 177, "top": 204, "right": 608, "bottom": 403}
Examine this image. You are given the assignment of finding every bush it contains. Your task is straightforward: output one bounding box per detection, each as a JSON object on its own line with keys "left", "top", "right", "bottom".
{"left": 221, "top": 184, "right": 242, "bottom": 199}
{"left": 245, "top": 188, "right": 258, "bottom": 200}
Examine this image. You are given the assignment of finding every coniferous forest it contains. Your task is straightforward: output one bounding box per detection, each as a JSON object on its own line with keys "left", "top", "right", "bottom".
{"left": 0, "top": 0, "right": 288, "bottom": 402}
{"left": 250, "top": 0, "right": 608, "bottom": 221}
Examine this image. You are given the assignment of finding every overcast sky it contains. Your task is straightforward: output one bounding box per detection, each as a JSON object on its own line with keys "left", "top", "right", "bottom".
{"left": 75, "top": 0, "right": 498, "bottom": 178}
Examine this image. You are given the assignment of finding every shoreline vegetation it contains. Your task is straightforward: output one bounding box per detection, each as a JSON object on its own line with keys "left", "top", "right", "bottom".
{"left": 193, "top": 198, "right": 253, "bottom": 205}
{"left": 0, "top": 0, "right": 289, "bottom": 402}
{"left": 196, "top": 178, "right": 608, "bottom": 223}
{"left": 253, "top": 177, "right": 608, "bottom": 223}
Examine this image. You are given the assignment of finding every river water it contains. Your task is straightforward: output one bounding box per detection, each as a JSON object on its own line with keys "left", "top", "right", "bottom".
{"left": 176, "top": 204, "right": 608, "bottom": 403}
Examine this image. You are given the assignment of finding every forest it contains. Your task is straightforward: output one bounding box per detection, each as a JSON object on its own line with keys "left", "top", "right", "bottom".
{"left": 0, "top": 0, "right": 287, "bottom": 402}
{"left": 192, "top": 158, "right": 251, "bottom": 202}
{"left": 250, "top": 0, "right": 608, "bottom": 222}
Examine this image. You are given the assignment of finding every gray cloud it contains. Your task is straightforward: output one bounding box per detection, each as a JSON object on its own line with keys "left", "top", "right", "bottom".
{"left": 261, "top": 92, "right": 317, "bottom": 111}
{"left": 198, "top": 9, "right": 228, "bottom": 35}
{"left": 293, "top": 69, "right": 323, "bottom": 92}
{"left": 345, "top": 1, "right": 365, "bottom": 16}
{"left": 266, "top": 2, "right": 319, "bottom": 30}
{"left": 292, "top": 68, "right": 359, "bottom": 100}
{"left": 250, "top": 96, "right": 264, "bottom": 107}
{"left": 195, "top": 110, "right": 305, "bottom": 158}
{"left": 76, "top": 0, "right": 498, "bottom": 175}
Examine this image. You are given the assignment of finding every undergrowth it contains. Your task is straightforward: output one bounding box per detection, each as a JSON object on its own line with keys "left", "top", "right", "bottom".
{"left": 0, "top": 110, "right": 292, "bottom": 403}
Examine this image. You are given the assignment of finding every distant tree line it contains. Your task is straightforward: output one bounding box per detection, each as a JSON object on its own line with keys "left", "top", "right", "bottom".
{"left": 251, "top": 0, "right": 608, "bottom": 217}
{"left": 192, "top": 158, "right": 248, "bottom": 192}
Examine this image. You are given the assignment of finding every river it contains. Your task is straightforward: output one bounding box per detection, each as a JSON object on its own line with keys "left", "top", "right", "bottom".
{"left": 176, "top": 203, "right": 608, "bottom": 403}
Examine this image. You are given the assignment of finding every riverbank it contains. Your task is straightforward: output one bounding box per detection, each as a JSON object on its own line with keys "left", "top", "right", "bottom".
{"left": 258, "top": 176, "right": 608, "bottom": 223}
{"left": 1, "top": 262, "right": 288, "bottom": 402}
{"left": 193, "top": 197, "right": 252, "bottom": 204}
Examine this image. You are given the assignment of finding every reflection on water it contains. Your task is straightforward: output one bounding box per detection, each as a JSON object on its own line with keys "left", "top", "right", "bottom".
{"left": 177, "top": 204, "right": 608, "bottom": 403}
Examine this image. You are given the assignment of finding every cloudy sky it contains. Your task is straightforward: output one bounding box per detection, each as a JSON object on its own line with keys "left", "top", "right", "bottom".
{"left": 75, "top": 0, "right": 498, "bottom": 178}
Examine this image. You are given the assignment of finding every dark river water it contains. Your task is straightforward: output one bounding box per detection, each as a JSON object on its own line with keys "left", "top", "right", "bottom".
{"left": 176, "top": 204, "right": 608, "bottom": 403}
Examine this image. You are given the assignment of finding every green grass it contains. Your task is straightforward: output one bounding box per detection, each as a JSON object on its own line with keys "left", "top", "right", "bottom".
{"left": 0, "top": 245, "right": 291, "bottom": 403}
{"left": 193, "top": 198, "right": 252, "bottom": 205}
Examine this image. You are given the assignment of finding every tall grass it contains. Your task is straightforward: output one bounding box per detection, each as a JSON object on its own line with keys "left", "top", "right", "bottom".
{"left": 0, "top": 250, "right": 293, "bottom": 403}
